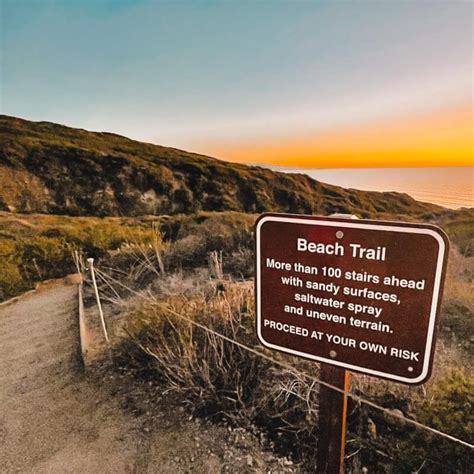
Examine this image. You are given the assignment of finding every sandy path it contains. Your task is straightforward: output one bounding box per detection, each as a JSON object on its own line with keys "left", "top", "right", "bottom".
{"left": 0, "top": 281, "right": 140, "bottom": 473}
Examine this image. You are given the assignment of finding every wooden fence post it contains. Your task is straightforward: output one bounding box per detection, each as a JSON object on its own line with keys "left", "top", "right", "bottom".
{"left": 87, "top": 257, "right": 109, "bottom": 345}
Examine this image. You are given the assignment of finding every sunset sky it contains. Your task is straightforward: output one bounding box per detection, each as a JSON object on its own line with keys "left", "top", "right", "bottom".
{"left": 1, "top": 1, "right": 472, "bottom": 168}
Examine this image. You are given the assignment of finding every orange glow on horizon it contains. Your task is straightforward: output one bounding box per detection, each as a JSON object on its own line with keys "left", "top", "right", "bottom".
{"left": 207, "top": 104, "right": 473, "bottom": 168}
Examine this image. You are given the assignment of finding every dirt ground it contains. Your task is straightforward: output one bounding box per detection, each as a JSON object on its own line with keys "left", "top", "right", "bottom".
{"left": 0, "top": 280, "right": 298, "bottom": 473}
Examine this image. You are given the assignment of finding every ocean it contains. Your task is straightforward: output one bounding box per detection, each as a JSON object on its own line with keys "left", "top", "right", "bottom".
{"left": 267, "top": 166, "right": 473, "bottom": 210}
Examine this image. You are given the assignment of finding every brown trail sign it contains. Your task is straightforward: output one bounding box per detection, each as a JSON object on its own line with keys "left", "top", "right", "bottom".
{"left": 255, "top": 213, "right": 449, "bottom": 472}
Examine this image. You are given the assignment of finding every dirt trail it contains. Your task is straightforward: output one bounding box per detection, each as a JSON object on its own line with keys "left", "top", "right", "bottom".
{"left": 0, "top": 280, "right": 141, "bottom": 472}
{"left": 0, "top": 280, "right": 296, "bottom": 473}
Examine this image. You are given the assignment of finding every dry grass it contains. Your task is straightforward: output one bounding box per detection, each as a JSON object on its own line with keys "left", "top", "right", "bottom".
{"left": 111, "top": 279, "right": 320, "bottom": 467}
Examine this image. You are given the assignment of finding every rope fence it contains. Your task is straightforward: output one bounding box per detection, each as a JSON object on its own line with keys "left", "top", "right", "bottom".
{"left": 84, "top": 264, "right": 474, "bottom": 451}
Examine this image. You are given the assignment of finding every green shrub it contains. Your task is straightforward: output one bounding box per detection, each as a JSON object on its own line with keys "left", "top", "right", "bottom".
{"left": 417, "top": 368, "right": 473, "bottom": 441}
{"left": 41, "top": 219, "right": 156, "bottom": 257}
{"left": 164, "top": 212, "right": 255, "bottom": 270}
{"left": 440, "top": 249, "right": 474, "bottom": 348}
{"left": 17, "top": 236, "right": 72, "bottom": 280}
{"left": 0, "top": 213, "right": 159, "bottom": 301}
{"left": 0, "top": 261, "right": 29, "bottom": 300}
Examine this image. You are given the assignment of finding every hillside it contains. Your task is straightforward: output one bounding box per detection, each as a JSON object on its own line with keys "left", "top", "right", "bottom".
{"left": 0, "top": 115, "right": 441, "bottom": 217}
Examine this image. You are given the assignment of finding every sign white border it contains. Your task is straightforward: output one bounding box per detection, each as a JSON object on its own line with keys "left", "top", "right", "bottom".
{"left": 256, "top": 215, "right": 447, "bottom": 384}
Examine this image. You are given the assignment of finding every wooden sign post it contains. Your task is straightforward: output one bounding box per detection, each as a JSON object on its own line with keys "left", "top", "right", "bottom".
{"left": 255, "top": 213, "right": 449, "bottom": 472}
{"left": 317, "top": 366, "right": 350, "bottom": 473}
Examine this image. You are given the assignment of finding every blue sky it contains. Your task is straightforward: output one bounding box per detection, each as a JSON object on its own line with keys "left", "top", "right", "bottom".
{"left": 1, "top": 0, "right": 472, "bottom": 163}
